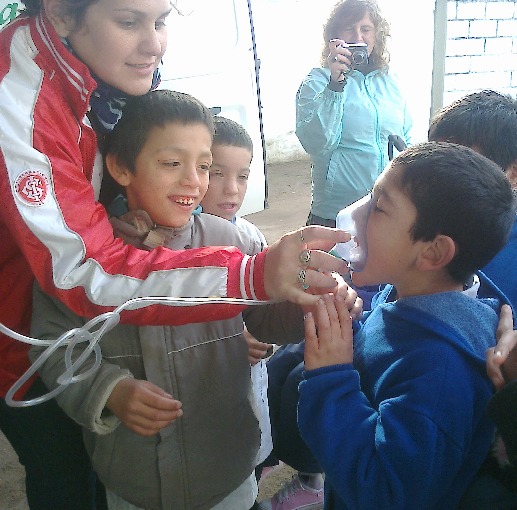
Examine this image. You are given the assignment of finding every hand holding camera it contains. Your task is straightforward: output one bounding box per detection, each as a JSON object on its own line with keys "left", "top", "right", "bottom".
{"left": 328, "top": 39, "right": 369, "bottom": 83}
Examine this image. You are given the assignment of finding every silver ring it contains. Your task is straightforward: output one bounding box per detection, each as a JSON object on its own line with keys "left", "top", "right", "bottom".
{"left": 300, "top": 229, "right": 306, "bottom": 244}
{"left": 300, "top": 249, "right": 311, "bottom": 266}
{"left": 332, "top": 55, "right": 338, "bottom": 62}
{"left": 296, "top": 268, "right": 307, "bottom": 285}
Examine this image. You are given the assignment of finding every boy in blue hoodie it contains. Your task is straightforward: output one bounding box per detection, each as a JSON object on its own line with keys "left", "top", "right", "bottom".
{"left": 297, "top": 142, "right": 516, "bottom": 510}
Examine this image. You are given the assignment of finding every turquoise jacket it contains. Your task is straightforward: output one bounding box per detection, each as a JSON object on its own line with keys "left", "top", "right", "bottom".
{"left": 296, "top": 67, "right": 412, "bottom": 220}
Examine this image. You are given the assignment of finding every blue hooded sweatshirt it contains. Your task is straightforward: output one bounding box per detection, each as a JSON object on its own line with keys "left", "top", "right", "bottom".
{"left": 298, "top": 274, "right": 501, "bottom": 510}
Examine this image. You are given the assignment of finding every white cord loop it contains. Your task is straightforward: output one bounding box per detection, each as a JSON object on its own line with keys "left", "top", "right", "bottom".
{"left": 2, "top": 296, "right": 271, "bottom": 407}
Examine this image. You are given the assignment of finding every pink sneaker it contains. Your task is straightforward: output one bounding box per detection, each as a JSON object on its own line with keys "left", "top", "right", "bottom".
{"left": 259, "top": 461, "right": 285, "bottom": 488}
{"left": 259, "top": 475, "right": 324, "bottom": 510}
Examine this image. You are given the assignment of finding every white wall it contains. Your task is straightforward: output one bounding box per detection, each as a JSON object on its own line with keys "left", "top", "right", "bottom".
{"left": 444, "top": 0, "right": 517, "bottom": 106}
{"left": 160, "top": 0, "right": 267, "bottom": 215}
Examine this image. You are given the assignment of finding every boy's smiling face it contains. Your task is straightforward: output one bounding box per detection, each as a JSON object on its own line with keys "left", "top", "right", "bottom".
{"left": 118, "top": 122, "right": 212, "bottom": 228}
{"left": 201, "top": 144, "right": 252, "bottom": 221}
{"left": 351, "top": 163, "right": 424, "bottom": 292}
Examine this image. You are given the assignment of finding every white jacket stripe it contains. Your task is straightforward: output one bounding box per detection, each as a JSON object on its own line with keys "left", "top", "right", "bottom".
{"left": 249, "top": 256, "right": 258, "bottom": 300}
{"left": 35, "top": 16, "right": 89, "bottom": 101}
{"left": 240, "top": 255, "right": 251, "bottom": 299}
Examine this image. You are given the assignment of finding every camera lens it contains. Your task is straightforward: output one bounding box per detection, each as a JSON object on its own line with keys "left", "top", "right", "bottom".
{"left": 352, "top": 49, "right": 367, "bottom": 65}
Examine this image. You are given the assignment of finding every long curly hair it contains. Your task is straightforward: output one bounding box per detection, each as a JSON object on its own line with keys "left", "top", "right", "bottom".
{"left": 320, "top": 0, "right": 390, "bottom": 71}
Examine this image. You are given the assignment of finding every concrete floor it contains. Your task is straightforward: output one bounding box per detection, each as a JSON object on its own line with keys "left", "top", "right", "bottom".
{"left": 245, "top": 158, "right": 312, "bottom": 244}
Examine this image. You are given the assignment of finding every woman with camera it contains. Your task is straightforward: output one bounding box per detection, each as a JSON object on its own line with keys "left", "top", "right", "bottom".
{"left": 296, "top": 0, "right": 412, "bottom": 228}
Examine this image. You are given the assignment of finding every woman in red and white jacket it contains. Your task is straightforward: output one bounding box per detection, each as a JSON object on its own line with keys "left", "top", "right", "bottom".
{"left": 0, "top": 1, "right": 349, "bottom": 508}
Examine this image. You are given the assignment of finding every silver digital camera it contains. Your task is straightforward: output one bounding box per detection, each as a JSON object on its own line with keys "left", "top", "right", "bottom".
{"left": 342, "top": 42, "right": 369, "bottom": 68}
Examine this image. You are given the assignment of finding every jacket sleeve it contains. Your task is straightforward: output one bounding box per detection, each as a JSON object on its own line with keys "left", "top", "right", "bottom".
{"left": 243, "top": 300, "right": 305, "bottom": 345}
{"left": 297, "top": 347, "right": 490, "bottom": 510}
{"left": 487, "top": 380, "right": 517, "bottom": 465}
{"left": 28, "top": 282, "right": 131, "bottom": 434}
{"left": 295, "top": 68, "right": 346, "bottom": 157}
{"left": 0, "top": 96, "right": 268, "bottom": 326}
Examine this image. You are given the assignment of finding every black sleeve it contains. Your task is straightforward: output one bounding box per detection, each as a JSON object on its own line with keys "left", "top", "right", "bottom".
{"left": 487, "top": 379, "right": 517, "bottom": 465}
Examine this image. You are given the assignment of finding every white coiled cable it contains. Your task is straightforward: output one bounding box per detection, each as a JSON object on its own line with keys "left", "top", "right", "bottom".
{"left": 1, "top": 296, "right": 270, "bottom": 408}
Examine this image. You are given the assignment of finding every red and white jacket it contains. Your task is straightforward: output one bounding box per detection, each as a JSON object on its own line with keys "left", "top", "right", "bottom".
{"left": 0, "top": 14, "right": 268, "bottom": 398}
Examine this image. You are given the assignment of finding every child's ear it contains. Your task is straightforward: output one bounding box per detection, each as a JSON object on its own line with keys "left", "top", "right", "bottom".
{"left": 105, "top": 153, "right": 132, "bottom": 187}
{"left": 417, "top": 235, "right": 456, "bottom": 272}
{"left": 43, "top": 0, "right": 75, "bottom": 37}
{"left": 505, "top": 161, "right": 517, "bottom": 189}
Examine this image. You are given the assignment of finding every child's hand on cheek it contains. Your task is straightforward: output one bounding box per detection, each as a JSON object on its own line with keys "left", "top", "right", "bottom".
{"left": 304, "top": 293, "right": 354, "bottom": 371}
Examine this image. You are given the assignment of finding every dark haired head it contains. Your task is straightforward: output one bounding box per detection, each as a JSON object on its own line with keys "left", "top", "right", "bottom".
{"left": 392, "top": 141, "right": 515, "bottom": 283}
{"left": 212, "top": 116, "right": 253, "bottom": 155}
{"left": 321, "top": 0, "right": 390, "bottom": 70}
{"left": 105, "top": 89, "right": 214, "bottom": 175}
{"left": 429, "top": 90, "right": 517, "bottom": 171}
{"left": 23, "top": 0, "right": 99, "bottom": 25}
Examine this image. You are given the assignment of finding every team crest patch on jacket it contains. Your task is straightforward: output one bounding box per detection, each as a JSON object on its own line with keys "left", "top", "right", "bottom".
{"left": 15, "top": 170, "right": 50, "bottom": 206}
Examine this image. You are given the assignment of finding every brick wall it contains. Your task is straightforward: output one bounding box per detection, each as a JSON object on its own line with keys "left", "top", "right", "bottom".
{"left": 445, "top": 0, "right": 517, "bottom": 105}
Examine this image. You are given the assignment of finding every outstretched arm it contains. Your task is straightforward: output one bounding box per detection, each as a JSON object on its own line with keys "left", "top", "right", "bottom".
{"left": 295, "top": 68, "right": 347, "bottom": 157}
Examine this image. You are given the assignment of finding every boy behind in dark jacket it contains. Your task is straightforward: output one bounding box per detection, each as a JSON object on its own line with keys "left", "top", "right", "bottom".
{"left": 297, "top": 142, "right": 516, "bottom": 510}
{"left": 429, "top": 89, "right": 517, "bottom": 311}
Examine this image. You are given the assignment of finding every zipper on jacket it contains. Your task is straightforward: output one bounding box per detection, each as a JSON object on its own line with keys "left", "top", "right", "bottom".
{"left": 363, "top": 74, "right": 384, "bottom": 172}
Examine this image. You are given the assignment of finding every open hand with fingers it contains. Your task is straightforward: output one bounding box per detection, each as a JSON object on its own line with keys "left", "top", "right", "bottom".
{"left": 264, "top": 226, "right": 351, "bottom": 306}
{"left": 304, "top": 294, "right": 354, "bottom": 371}
{"left": 106, "top": 379, "right": 183, "bottom": 436}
